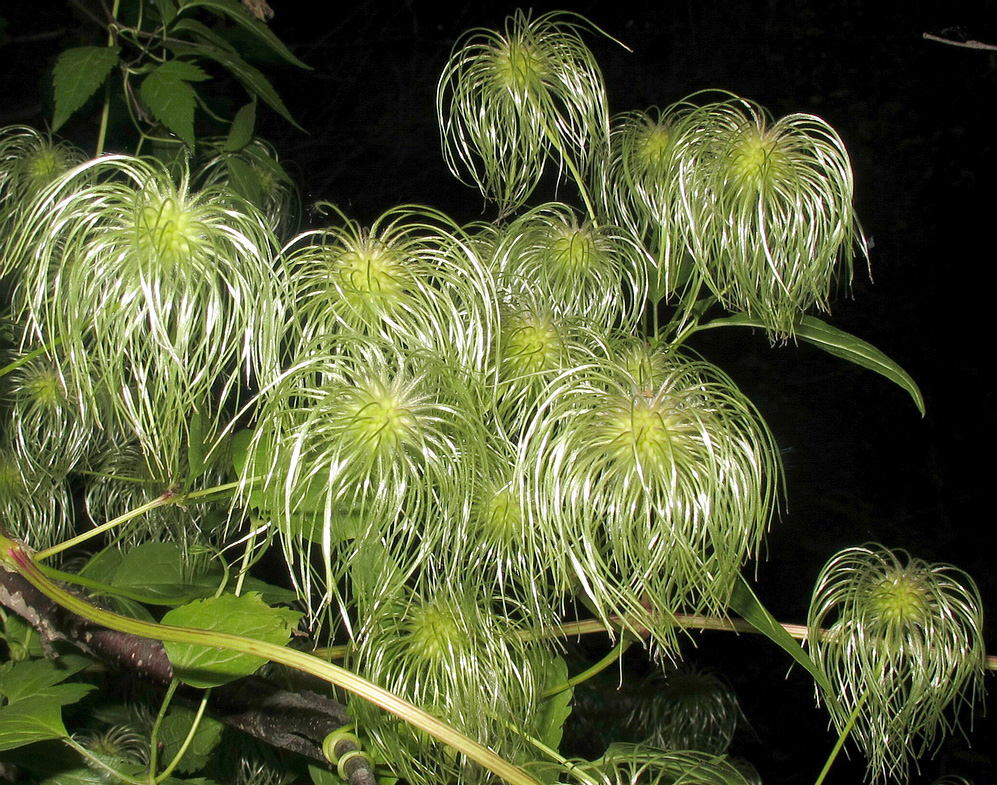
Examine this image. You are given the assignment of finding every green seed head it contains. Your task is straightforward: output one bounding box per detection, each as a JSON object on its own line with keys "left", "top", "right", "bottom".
{"left": 494, "top": 37, "right": 548, "bottom": 96}
{"left": 501, "top": 312, "right": 563, "bottom": 380}
{"left": 480, "top": 485, "right": 522, "bottom": 545}
{"left": 630, "top": 122, "right": 672, "bottom": 180}
{"left": 337, "top": 241, "right": 407, "bottom": 298}
{"left": 403, "top": 598, "right": 468, "bottom": 663}
{"left": 135, "top": 193, "right": 199, "bottom": 269}
{"left": 868, "top": 571, "right": 932, "bottom": 630}
{"left": 17, "top": 360, "right": 67, "bottom": 412}
{"left": 601, "top": 393, "right": 696, "bottom": 476}
{"left": 25, "top": 145, "right": 68, "bottom": 187}
{"left": 342, "top": 383, "right": 417, "bottom": 461}
{"left": 727, "top": 127, "right": 782, "bottom": 189}
{"left": 547, "top": 223, "right": 596, "bottom": 276}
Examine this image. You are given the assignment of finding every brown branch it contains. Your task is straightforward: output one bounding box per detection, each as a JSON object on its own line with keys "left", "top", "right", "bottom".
{"left": 0, "top": 567, "right": 354, "bottom": 766}
{"left": 923, "top": 32, "right": 997, "bottom": 52}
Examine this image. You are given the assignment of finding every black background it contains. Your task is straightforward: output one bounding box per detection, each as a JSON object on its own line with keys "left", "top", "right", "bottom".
{"left": 2, "top": 2, "right": 995, "bottom": 782}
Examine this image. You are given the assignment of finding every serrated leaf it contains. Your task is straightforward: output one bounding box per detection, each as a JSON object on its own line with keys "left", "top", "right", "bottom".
{"left": 159, "top": 706, "right": 224, "bottom": 773}
{"left": 701, "top": 313, "right": 925, "bottom": 415}
{"left": 165, "top": 40, "right": 302, "bottom": 129}
{"left": 157, "top": 0, "right": 179, "bottom": 24}
{"left": 171, "top": 17, "right": 238, "bottom": 55}
{"left": 179, "top": 0, "right": 309, "bottom": 69}
{"left": 51, "top": 46, "right": 121, "bottom": 131}
{"left": 226, "top": 156, "right": 264, "bottom": 204}
{"left": 225, "top": 100, "right": 257, "bottom": 151}
{"left": 141, "top": 64, "right": 203, "bottom": 148}
{"left": 0, "top": 684, "right": 95, "bottom": 752}
{"left": 308, "top": 764, "right": 341, "bottom": 785}
{"left": 77, "top": 546, "right": 123, "bottom": 585}
{"left": 0, "top": 656, "right": 91, "bottom": 704}
{"left": 161, "top": 592, "right": 302, "bottom": 688}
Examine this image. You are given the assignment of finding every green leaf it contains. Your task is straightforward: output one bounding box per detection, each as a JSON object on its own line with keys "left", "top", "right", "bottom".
{"left": 225, "top": 100, "right": 257, "bottom": 151}
{"left": 141, "top": 60, "right": 210, "bottom": 148}
{"left": 701, "top": 313, "right": 925, "bottom": 415}
{"left": 157, "top": 0, "right": 179, "bottom": 24}
{"left": 187, "top": 407, "right": 211, "bottom": 481}
{"left": 158, "top": 706, "right": 224, "bottom": 774}
{"left": 179, "top": 0, "right": 310, "bottom": 69}
{"left": 0, "top": 684, "right": 95, "bottom": 752}
{"left": 161, "top": 592, "right": 302, "bottom": 688}
{"left": 728, "top": 576, "right": 838, "bottom": 706}
{"left": 170, "top": 17, "right": 239, "bottom": 55}
{"left": 77, "top": 546, "right": 123, "bottom": 585}
{"left": 308, "top": 764, "right": 341, "bottom": 785}
{"left": 226, "top": 155, "right": 264, "bottom": 204}
{"left": 534, "top": 656, "right": 573, "bottom": 780}
{"left": 111, "top": 542, "right": 221, "bottom": 605}
{"left": 0, "top": 655, "right": 91, "bottom": 704}
{"left": 165, "top": 40, "right": 302, "bottom": 129}
{"left": 51, "top": 46, "right": 121, "bottom": 131}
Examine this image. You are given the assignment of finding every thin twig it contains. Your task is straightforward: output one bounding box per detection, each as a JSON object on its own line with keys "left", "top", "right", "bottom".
{"left": 923, "top": 33, "right": 997, "bottom": 52}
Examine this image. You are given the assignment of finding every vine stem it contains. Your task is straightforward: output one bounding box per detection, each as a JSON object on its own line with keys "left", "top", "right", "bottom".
{"left": 0, "top": 536, "right": 543, "bottom": 785}
{"left": 95, "top": 0, "right": 121, "bottom": 156}
{"left": 543, "top": 637, "right": 632, "bottom": 698}
{"left": 813, "top": 691, "right": 868, "bottom": 785}
{"left": 31, "top": 489, "right": 181, "bottom": 562}
{"left": 550, "top": 614, "right": 997, "bottom": 670}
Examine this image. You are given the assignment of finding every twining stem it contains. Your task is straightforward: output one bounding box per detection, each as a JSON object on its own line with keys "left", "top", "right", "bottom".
{"left": 156, "top": 689, "right": 212, "bottom": 783}
{"left": 147, "top": 679, "right": 179, "bottom": 777}
{"left": 0, "top": 536, "right": 543, "bottom": 785}
{"left": 31, "top": 477, "right": 258, "bottom": 563}
{"left": 64, "top": 736, "right": 146, "bottom": 785}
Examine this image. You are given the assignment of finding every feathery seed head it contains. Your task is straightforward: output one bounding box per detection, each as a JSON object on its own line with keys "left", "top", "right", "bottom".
{"left": 677, "top": 96, "right": 864, "bottom": 338}
{"left": 520, "top": 352, "right": 781, "bottom": 647}
{"left": 349, "top": 579, "right": 548, "bottom": 785}
{"left": 493, "top": 36, "right": 549, "bottom": 96}
{"left": 808, "top": 545, "right": 986, "bottom": 783}
{"left": 438, "top": 10, "right": 610, "bottom": 214}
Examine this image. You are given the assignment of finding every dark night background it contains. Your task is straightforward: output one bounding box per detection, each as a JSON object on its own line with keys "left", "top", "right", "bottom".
{"left": 2, "top": 1, "right": 996, "bottom": 783}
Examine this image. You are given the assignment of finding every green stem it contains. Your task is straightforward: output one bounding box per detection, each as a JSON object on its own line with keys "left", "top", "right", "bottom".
{"left": 813, "top": 691, "right": 868, "bottom": 785}
{"left": 156, "top": 690, "right": 211, "bottom": 783}
{"left": 543, "top": 637, "right": 631, "bottom": 698}
{"left": 96, "top": 0, "right": 121, "bottom": 156}
{"left": 0, "top": 537, "right": 543, "bottom": 785}
{"left": 147, "top": 679, "right": 179, "bottom": 777}
{"left": 64, "top": 736, "right": 146, "bottom": 785}
{"left": 32, "top": 489, "right": 181, "bottom": 562}
{"left": 0, "top": 338, "right": 63, "bottom": 380}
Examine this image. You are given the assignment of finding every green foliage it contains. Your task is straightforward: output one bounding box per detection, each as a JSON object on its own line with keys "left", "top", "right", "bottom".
{"left": 0, "top": 655, "right": 95, "bottom": 751}
{"left": 162, "top": 592, "right": 302, "bottom": 688}
{"left": 0, "top": 5, "right": 983, "bottom": 785}
{"left": 49, "top": 0, "right": 307, "bottom": 150}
